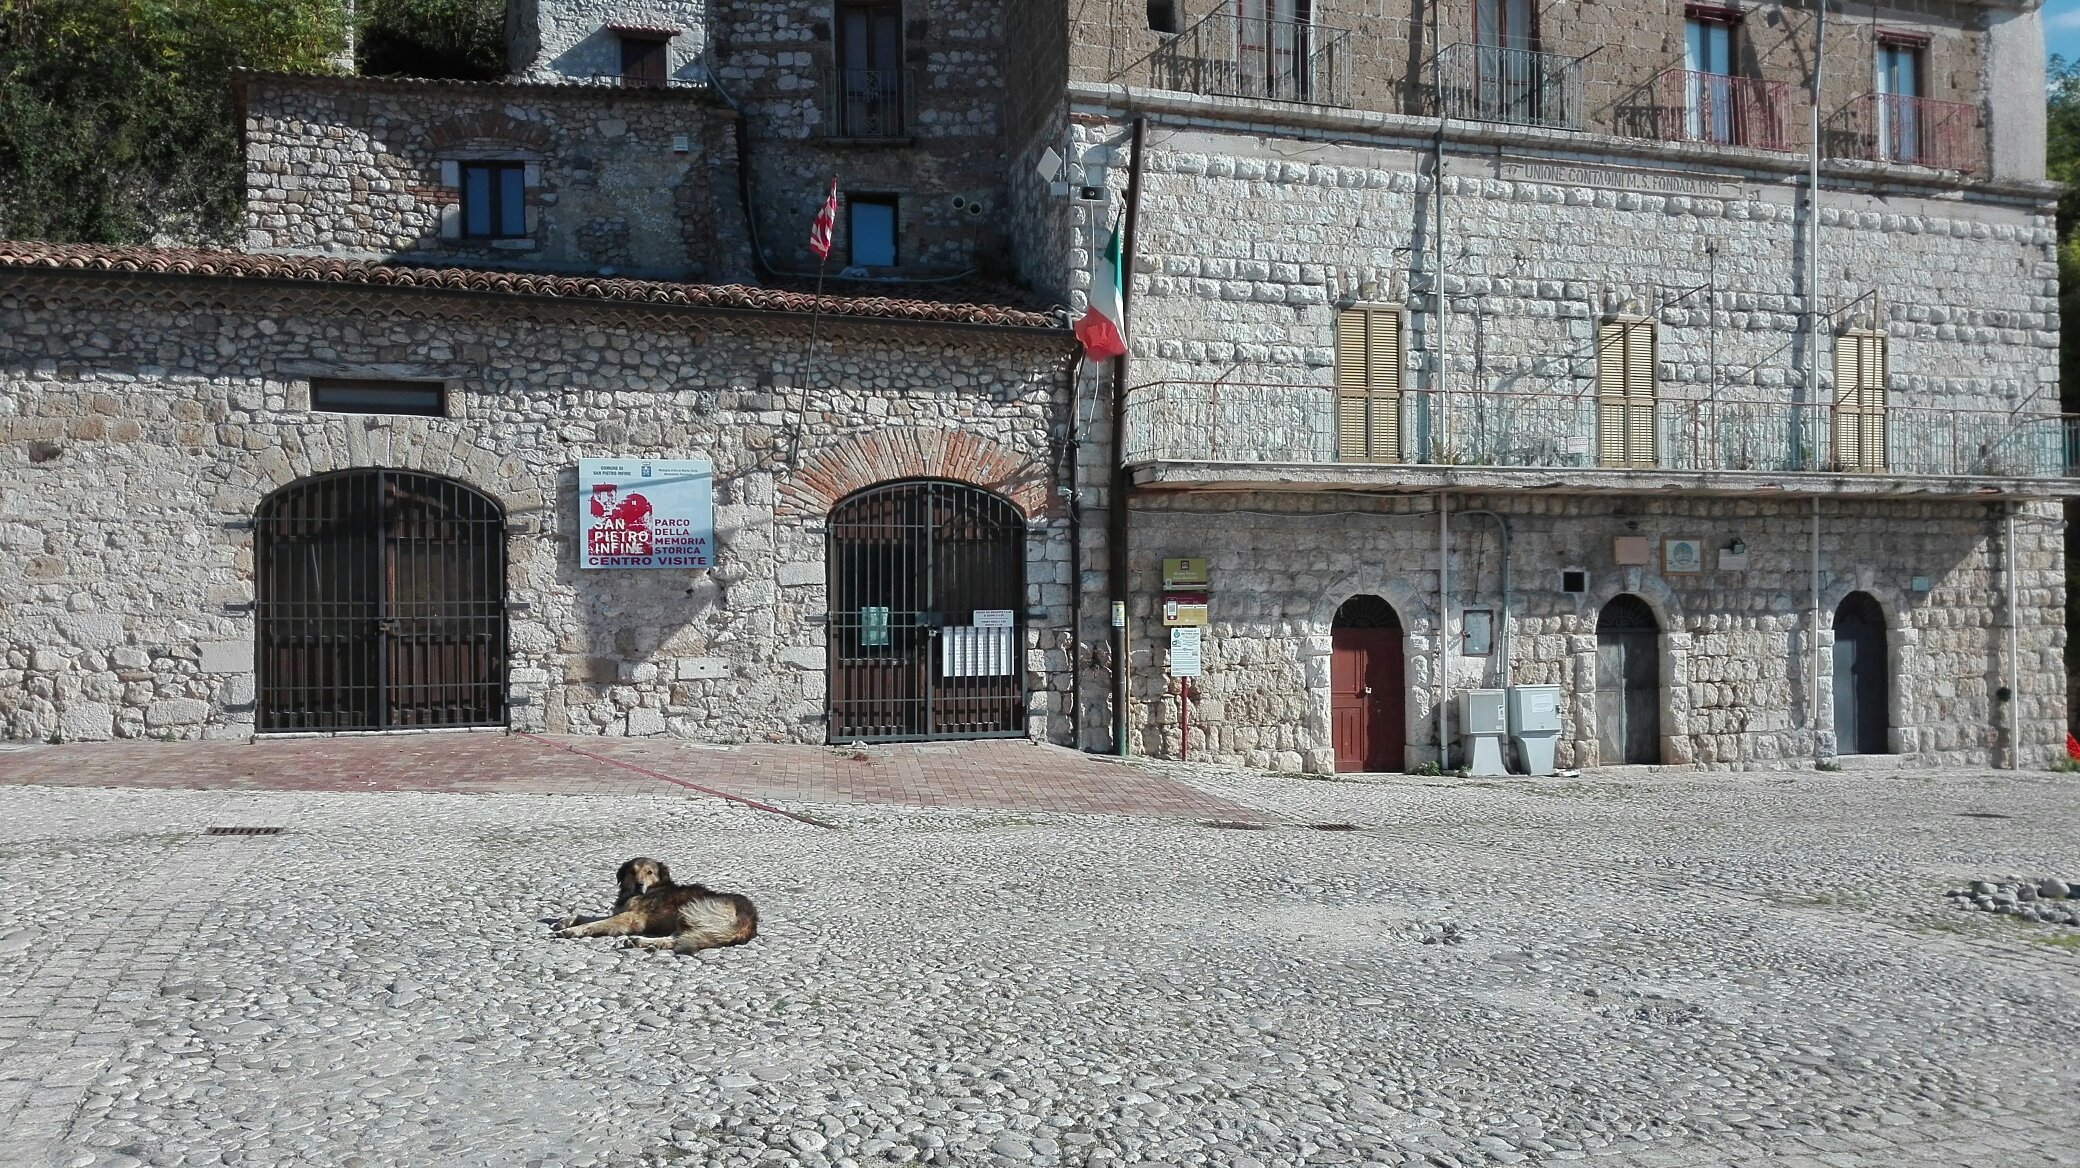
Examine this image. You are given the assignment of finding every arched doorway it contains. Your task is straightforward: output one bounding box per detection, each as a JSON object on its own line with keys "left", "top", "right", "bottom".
{"left": 1330, "top": 595, "right": 1404, "bottom": 772}
{"left": 826, "top": 480, "right": 1025, "bottom": 742}
{"left": 256, "top": 470, "right": 507, "bottom": 732}
{"left": 1833, "top": 591, "right": 1890, "bottom": 755}
{"left": 1595, "top": 594, "right": 1661, "bottom": 764}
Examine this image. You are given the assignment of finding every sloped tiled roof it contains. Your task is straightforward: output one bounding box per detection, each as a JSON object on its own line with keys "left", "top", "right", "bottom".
{"left": 0, "top": 242, "right": 1067, "bottom": 332}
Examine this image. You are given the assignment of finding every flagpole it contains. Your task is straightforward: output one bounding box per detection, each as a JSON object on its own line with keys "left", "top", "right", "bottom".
{"left": 790, "top": 176, "right": 838, "bottom": 468}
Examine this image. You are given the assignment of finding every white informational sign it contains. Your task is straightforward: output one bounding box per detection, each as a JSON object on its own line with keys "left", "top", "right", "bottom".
{"left": 578, "top": 457, "right": 714, "bottom": 570}
{"left": 941, "top": 626, "right": 1016, "bottom": 678}
{"left": 973, "top": 609, "right": 1016, "bottom": 629}
{"left": 1169, "top": 626, "right": 1202, "bottom": 678}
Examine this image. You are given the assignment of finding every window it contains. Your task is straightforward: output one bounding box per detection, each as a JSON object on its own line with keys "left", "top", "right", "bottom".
{"left": 1148, "top": 1, "right": 1181, "bottom": 33}
{"left": 310, "top": 378, "right": 446, "bottom": 417}
{"left": 1237, "top": 0, "right": 1314, "bottom": 102}
{"left": 460, "top": 162, "right": 526, "bottom": 239}
{"left": 1682, "top": 9, "right": 1738, "bottom": 144}
{"left": 1833, "top": 331, "right": 1888, "bottom": 472}
{"left": 848, "top": 195, "right": 897, "bottom": 267}
{"left": 836, "top": 1, "right": 904, "bottom": 136}
{"left": 1875, "top": 36, "right": 1925, "bottom": 164}
{"left": 1596, "top": 320, "right": 1656, "bottom": 468}
{"left": 619, "top": 34, "right": 670, "bottom": 86}
{"left": 1335, "top": 306, "right": 1402, "bottom": 461}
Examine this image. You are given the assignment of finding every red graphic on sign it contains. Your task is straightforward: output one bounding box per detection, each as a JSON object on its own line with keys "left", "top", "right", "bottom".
{"left": 587, "top": 483, "right": 654, "bottom": 557}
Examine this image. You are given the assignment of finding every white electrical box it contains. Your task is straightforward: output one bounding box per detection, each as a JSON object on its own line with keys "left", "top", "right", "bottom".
{"left": 1461, "top": 689, "right": 1507, "bottom": 735}
{"left": 1506, "top": 685, "right": 1561, "bottom": 734}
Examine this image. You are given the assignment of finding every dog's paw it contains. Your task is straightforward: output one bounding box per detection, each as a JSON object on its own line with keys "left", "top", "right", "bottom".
{"left": 614, "top": 936, "right": 643, "bottom": 951}
{"left": 555, "top": 926, "right": 583, "bottom": 939}
{"left": 553, "top": 913, "right": 581, "bottom": 932}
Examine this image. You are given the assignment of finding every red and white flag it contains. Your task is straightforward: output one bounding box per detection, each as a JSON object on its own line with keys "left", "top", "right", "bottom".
{"left": 808, "top": 177, "right": 838, "bottom": 261}
{"left": 1074, "top": 223, "right": 1128, "bottom": 361}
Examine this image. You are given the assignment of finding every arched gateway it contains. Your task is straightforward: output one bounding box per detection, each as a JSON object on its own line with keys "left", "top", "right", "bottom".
{"left": 255, "top": 470, "right": 507, "bottom": 732}
{"left": 826, "top": 480, "right": 1025, "bottom": 742}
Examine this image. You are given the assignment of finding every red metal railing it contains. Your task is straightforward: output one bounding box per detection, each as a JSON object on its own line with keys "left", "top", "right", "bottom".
{"left": 1834, "top": 92, "right": 1984, "bottom": 174}
{"left": 1642, "top": 68, "right": 1794, "bottom": 152}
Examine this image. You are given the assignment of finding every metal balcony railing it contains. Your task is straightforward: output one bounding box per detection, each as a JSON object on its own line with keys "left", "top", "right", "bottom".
{"left": 1830, "top": 92, "right": 1985, "bottom": 174}
{"left": 1149, "top": 12, "right": 1352, "bottom": 107}
{"left": 1122, "top": 382, "right": 2080, "bottom": 480}
{"left": 1430, "top": 43, "right": 1586, "bottom": 131}
{"left": 825, "top": 67, "right": 911, "bottom": 138}
{"left": 1630, "top": 68, "right": 1795, "bottom": 152}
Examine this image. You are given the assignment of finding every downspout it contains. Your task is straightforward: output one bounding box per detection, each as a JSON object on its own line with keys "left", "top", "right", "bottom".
{"left": 2005, "top": 503, "right": 2021, "bottom": 767}
{"left": 1457, "top": 509, "right": 1512, "bottom": 684}
{"left": 1109, "top": 117, "right": 1148, "bottom": 757}
{"left": 1811, "top": 495, "right": 1823, "bottom": 761}
{"left": 1061, "top": 348, "right": 1086, "bottom": 751}
{"left": 1437, "top": 493, "right": 1450, "bottom": 768}
{"left": 1804, "top": 0, "right": 1828, "bottom": 452}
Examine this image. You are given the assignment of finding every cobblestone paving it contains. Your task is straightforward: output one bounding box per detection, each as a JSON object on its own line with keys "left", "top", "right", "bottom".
{"left": 0, "top": 736, "right": 1254, "bottom": 820}
{"left": 0, "top": 763, "right": 2075, "bottom": 1168}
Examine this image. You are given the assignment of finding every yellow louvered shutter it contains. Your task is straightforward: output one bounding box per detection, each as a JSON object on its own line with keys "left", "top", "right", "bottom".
{"left": 1598, "top": 320, "right": 1656, "bottom": 468}
{"left": 1833, "top": 332, "right": 1887, "bottom": 472}
{"left": 1336, "top": 307, "right": 1401, "bottom": 461}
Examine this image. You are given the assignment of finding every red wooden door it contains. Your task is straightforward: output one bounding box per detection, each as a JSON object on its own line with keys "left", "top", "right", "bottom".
{"left": 1331, "top": 627, "right": 1404, "bottom": 771}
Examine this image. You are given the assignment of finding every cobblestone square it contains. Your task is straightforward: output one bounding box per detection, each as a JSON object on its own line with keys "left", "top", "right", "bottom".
{"left": 0, "top": 753, "right": 2075, "bottom": 1168}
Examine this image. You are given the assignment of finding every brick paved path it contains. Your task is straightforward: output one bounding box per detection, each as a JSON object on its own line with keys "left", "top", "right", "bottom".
{"left": 0, "top": 733, "right": 1260, "bottom": 820}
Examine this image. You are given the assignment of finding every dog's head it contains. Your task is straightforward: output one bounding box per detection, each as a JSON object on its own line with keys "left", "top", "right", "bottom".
{"left": 616, "top": 856, "right": 673, "bottom": 899}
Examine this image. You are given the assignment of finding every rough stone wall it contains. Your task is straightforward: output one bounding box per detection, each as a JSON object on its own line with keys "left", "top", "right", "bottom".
{"left": 706, "top": 0, "right": 1016, "bottom": 277}
{"left": 1123, "top": 492, "right": 2067, "bottom": 773}
{"left": 1072, "top": 1, "right": 2004, "bottom": 174}
{"left": 242, "top": 75, "right": 749, "bottom": 281}
{"left": 1071, "top": 119, "right": 2056, "bottom": 449}
{"left": 508, "top": 0, "right": 710, "bottom": 84}
{"left": 0, "top": 275, "right": 1074, "bottom": 745}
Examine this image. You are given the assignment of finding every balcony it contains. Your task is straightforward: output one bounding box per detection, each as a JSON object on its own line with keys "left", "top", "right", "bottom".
{"left": 1430, "top": 43, "right": 1586, "bottom": 131}
{"left": 1624, "top": 68, "right": 1795, "bottom": 153}
{"left": 1149, "top": 12, "right": 1352, "bottom": 108}
{"left": 1828, "top": 92, "right": 1985, "bottom": 175}
{"left": 824, "top": 67, "right": 911, "bottom": 139}
{"left": 1122, "top": 382, "right": 2080, "bottom": 495}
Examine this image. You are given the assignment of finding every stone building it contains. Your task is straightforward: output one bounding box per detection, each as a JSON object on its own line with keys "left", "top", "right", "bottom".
{"left": 1016, "top": 0, "right": 2072, "bottom": 772}
{"left": 1, "top": 0, "right": 2073, "bottom": 774}
{"left": 0, "top": 0, "right": 1078, "bottom": 747}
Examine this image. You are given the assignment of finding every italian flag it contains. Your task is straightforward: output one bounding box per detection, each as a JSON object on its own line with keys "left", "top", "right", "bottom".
{"left": 1075, "top": 224, "right": 1129, "bottom": 361}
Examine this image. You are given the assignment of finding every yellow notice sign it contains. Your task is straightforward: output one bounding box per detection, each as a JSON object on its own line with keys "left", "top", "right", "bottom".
{"left": 1162, "top": 557, "right": 1209, "bottom": 588}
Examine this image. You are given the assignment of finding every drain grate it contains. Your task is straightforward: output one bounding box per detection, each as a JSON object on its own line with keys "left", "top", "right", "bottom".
{"left": 1202, "top": 820, "right": 1273, "bottom": 831}
{"left": 1309, "top": 823, "right": 1361, "bottom": 832}
{"left": 205, "top": 826, "right": 285, "bottom": 836}
{"left": 1956, "top": 812, "right": 2012, "bottom": 821}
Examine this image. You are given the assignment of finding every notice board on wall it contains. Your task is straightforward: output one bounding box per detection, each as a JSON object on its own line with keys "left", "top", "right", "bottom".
{"left": 577, "top": 457, "right": 714, "bottom": 569}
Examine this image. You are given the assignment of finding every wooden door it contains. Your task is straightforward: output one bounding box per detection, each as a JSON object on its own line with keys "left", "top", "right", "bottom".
{"left": 1833, "top": 592, "right": 1890, "bottom": 755}
{"left": 1330, "top": 596, "right": 1403, "bottom": 772}
{"left": 1595, "top": 595, "right": 1661, "bottom": 764}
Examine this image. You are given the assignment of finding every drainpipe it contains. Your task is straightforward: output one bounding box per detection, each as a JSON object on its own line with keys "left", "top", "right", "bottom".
{"left": 1804, "top": 1, "right": 1828, "bottom": 443}
{"left": 2005, "top": 503, "right": 2021, "bottom": 767}
{"left": 1436, "top": 493, "right": 1450, "bottom": 768}
{"left": 1456, "top": 509, "right": 1512, "bottom": 684}
{"left": 1811, "top": 495, "right": 1823, "bottom": 761}
{"left": 1061, "top": 348, "right": 1086, "bottom": 750}
{"left": 1108, "top": 117, "right": 1148, "bottom": 757}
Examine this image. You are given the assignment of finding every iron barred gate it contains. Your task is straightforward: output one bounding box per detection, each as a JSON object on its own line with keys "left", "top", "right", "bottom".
{"left": 826, "top": 480, "right": 1026, "bottom": 742}
{"left": 256, "top": 470, "right": 507, "bottom": 732}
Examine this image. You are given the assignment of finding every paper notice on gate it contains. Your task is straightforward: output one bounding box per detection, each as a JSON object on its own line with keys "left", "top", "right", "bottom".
{"left": 941, "top": 626, "right": 1016, "bottom": 677}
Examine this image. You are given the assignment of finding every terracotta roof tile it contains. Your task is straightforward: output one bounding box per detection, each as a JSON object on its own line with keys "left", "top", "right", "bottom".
{"left": 0, "top": 242, "right": 1068, "bottom": 332}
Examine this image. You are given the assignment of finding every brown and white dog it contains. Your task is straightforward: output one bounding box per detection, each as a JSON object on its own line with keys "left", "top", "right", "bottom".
{"left": 555, "top": 857, "right": 759, "bottom": 954}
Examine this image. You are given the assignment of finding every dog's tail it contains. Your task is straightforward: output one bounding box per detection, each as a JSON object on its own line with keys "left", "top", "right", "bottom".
{"left": 673, "top": 893, "right": 759, "bottom": 954}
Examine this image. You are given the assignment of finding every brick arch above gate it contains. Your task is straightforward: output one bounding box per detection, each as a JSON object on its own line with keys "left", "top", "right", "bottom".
{"left": 780, "top": 429, "right": 1051, "bottom": 520}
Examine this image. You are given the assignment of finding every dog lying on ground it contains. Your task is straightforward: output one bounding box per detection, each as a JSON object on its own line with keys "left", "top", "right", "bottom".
{"left": 555, "top": 857, "right": 759, "bottom": 954}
